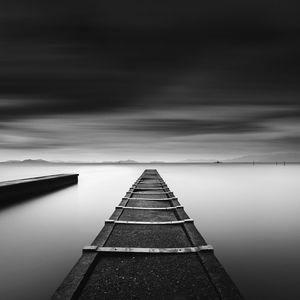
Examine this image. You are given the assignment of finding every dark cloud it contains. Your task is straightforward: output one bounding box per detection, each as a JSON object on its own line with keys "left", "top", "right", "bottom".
{"left": 0, "top": 142, "right": 67, "bottom": 150}
{"left": 0, "top": 0, "right": 300, "bottom": 121}
{"left": 0, "top": 1, "right": 300, "bottom": 159}
{"left": 113, "top": 106, "right": 300, "bottom": 136}
{"left": 127, "top": 118, "right": 264, "bottom": 135}
{"left": 274, "top": 136, "right": 300, "bottom": 145}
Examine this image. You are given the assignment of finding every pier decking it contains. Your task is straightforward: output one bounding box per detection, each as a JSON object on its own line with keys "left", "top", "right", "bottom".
{"left": 53, "top": 169, "right": 243, "bottom": 299}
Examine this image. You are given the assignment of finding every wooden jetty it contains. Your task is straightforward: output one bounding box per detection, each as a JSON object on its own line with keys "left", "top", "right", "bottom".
{"left": 0, "top": 174, "right": 78, "bottom": 205}
{"left": 53, "top": 169, "right": 243, "bottom": 299}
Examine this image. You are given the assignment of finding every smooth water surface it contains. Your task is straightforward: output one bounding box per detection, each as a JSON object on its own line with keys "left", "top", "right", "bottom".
{"left": 0, "top": 164, "right": 299, "bottom": 299}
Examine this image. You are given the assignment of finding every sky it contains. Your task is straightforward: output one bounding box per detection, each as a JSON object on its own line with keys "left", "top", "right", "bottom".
{"left": 0, "top": 0, "right": 300, "bottom": 161}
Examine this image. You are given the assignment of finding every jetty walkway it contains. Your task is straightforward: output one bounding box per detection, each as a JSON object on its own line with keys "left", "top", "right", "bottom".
{"left": 53, "top": 169, "right": 243, "bottom": 299}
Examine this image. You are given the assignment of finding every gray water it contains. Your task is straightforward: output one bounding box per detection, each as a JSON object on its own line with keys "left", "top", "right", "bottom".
{"left": 0, "top": 164, "right": 299, "bottom": 300}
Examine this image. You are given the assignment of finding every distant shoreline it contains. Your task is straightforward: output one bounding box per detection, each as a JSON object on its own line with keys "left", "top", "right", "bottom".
{"left": 1, "top": 161, "right": 300, "bottom": 165}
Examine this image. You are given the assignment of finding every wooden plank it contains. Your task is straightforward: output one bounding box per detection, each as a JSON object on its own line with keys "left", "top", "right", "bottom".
{"left": 83, "top": 245, "right": 214, "bottom": 253}
{"left": 105, "top": 219, "right": 194, "bottom": 224}
{"left": 123, "top": 197, "right": 177, "bottom": 200}
{"left": 116, "top": 205, "right": 183, "bottom": 210}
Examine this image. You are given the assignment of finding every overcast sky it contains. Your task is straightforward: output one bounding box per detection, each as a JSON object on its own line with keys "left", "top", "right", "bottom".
{"left": 0, "top": 0, "right": 300, "bottom": 161}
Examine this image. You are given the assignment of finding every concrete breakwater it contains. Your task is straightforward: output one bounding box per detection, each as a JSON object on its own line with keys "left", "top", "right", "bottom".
{"left": 0, "top": 174, "right": 78, "bottom": 205}
{"left": 53, "top": 169, "right": 243, "bottom": 299}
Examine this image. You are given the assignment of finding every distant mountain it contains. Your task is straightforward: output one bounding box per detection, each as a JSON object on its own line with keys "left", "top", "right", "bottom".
{"left": 0, "top": 159, "right": 140, "bottom": 164}
{"left": 225, "top": 152, "right": 300, "bottom": 163}
{"left": 1, "top": 159, "right": 51, "bottom": 164}
{"left": 116, "top": 160, "right": 139, "bottom": 164}
{"left": 2, "top": 154, "right": 300, "bottom": 164}
{"left": 181, "top": 158, "right": 216, "bottom": 163}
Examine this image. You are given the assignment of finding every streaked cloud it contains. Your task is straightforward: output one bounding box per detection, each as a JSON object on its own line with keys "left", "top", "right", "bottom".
{"left": 1, "top": 105, "right": 300, "bottom": 161}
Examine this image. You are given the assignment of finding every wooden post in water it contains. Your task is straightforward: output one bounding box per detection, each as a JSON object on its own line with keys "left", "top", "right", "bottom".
{"left": 53, "top": 169, "right": 243, "bottom": 299}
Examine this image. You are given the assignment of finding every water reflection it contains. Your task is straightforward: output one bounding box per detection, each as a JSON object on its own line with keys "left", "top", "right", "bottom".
{"left": 0, "top": 164, "right": 299, "bottom": 299}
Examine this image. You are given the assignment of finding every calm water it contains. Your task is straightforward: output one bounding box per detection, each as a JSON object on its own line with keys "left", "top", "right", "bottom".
{"left": 0, "top": 164, "right": 299, "bottom": 300}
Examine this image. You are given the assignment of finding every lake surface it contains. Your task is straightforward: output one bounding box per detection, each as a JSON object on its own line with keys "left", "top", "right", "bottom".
{"left": 0, "top": 164, "right": 299, "bottom": 299}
